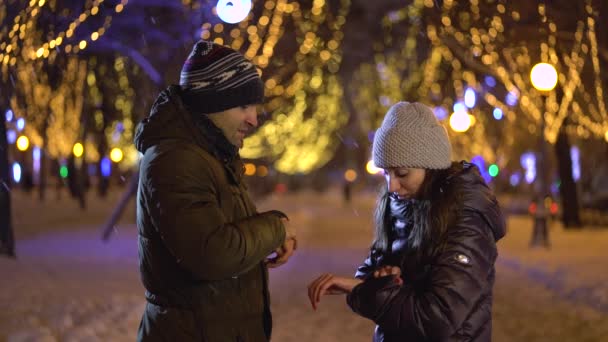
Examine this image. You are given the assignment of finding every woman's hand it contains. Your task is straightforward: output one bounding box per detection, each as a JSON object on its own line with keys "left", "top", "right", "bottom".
{"left": 373, "top": 265, "right": 403, "bottom": 286}
{"left": 307, "top": 274, "right": 363, "bottom": 310}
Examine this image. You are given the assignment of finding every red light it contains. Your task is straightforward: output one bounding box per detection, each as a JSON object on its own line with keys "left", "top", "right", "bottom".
{"left": 550, "top": 202, "right": 558, "bottom": 215}
{"left": 275, "top": 183, "right": 287, "bottom": 194}
{"left": 528, "top": 202, "right": 537, "bottom": 215}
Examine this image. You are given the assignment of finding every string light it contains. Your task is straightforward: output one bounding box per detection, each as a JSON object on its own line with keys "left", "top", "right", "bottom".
{"left": 203, "top": 0, "right": 352, "bottom": 174}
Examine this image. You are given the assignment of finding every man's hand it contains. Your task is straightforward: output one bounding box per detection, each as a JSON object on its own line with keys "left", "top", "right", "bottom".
{"left": 266, "top": 238, "right": 296, "bottom": 268}
{"left": 282, "top": 217, "right": 296, "bottom": 240}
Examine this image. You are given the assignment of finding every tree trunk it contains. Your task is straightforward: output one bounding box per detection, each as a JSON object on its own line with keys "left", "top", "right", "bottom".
{"left": 0, "top": 114, "right": 16, "bottom": 257}
{"left": 555, "top": 122, "right": 582, "bottom": 228}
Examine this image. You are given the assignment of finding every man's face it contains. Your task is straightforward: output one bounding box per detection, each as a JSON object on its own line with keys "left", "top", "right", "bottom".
{"left": 207, "top": 105, "right": 259, "bottom": 148}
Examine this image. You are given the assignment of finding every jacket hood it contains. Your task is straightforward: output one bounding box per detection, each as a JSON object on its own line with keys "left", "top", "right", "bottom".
{"left": 134, "top": 86, "right": 201, "bottom": 154}
{"left": 448, "top": 162, "right": 506, "bottom": 242}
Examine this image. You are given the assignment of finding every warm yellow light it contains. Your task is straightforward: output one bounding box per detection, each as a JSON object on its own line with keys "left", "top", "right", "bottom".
{"left": 449, "top": 111, "right": 471, "bottom": 133}
{"left": 344, "top": 169, "right": 357, "bottom": 182}
{"left": 16, "top": 135, "right": 29, "bottom": 151}
{"left": 36, "top": 47, "right": 44, "bottom": 58}
{"left": 91, "top": 32, "right": 99, "bottom": 41}
{"left": 116, "top": 4, "right": 124, "bottom": 12}
{"left": 72, "top": 143, "right": 84, "bottom": 157}
{"left": 79, "top": 40, "right": 87, "bottom": 49}
{"left": 244, "top": 163, "right": 256, "bottom": 176}
{"left": 366, "top": 160, "right": 382, "bottom": 175}
{"left": 530, "top": 63, "right": 558, "bottom": 91}
{"left": 605, "top": 130, "right": 608, "bottom": 142}
{"left": 257, "top": 165, "right": 269, "bottom": 177}
{"left": 110, "top": 148, "right": 123, "bottom": 162}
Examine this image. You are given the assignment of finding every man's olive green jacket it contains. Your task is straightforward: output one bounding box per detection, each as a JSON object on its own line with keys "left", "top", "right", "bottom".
{"left": 135, "top": 86, "right": 286, "bottom": 341}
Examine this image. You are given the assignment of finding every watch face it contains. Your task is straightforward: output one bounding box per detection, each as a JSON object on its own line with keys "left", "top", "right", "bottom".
{"left": 216, "top": 0, "right": 252, "bottom": 24}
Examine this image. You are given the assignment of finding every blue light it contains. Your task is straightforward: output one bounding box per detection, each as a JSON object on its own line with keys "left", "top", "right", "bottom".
{"left": 33, "top": 147, "right": 41, "bottom": 174}
{"left": 16, "top": 118, "right": 25, "bottom": 131}
{"left": 520, "top": 152, "right": 536, "bottom": 169}
{"left": 33, "top": 147, "right": 41, "bottom": 161}
{"left": 470, "top": 155, "right": 485, "bottom": 171}
{"left": 570, "top": 146, "right": 580, "bottom": 181}
{"left": 464, "top": 88, "right": 476, "bottom": 108}
{"left": 101, "top": 157, "right": 112, "bottom": 177}
{"left": 453, "top": 101, "right": 466, "bottom": 113}
{"left": 216, "top": 0, "right": 252, "bottom": 24}
{"left": 433, "top": 106, "right": 448, "bottom": 120}
{"left": 112, "top": 131, "right": 121, "bottom": 143}
{"left": 88, "top": 163, "right": 98, "bottom": 176}
{"left": 5, "top": 109, "right": 13, "bottom": 122}
{"left": 368, "top": 131, "right": 375, "bottom": 143}
{"left": 484, "top": 76, "right": 496, "bottom": 87}
{"left": 506, "top": 91, "right": 518, "bottom": 106}
{"left": 520, "top": 152, "right": 537, "bottom": 184}
{"left": 12, "top": 162, "right": 22, "bottom": 183}
{"left": 379, "top": 95, "right": 391, "bottom": 107}
{"left": 7, "top": 130, "right": 17, "bottom": 144}
{"left": 509, "top": 173, "right": 521, "bottom": 186}
{"left": 493, "top": 108, "right": 503, "bottom": 120}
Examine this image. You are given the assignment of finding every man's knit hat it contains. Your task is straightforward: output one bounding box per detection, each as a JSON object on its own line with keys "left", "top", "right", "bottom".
{"left": 373, "top": 102, "right": 452, "bottom": 170}
{"left": 179, "top": 40, "right": 264, "bottom": 113}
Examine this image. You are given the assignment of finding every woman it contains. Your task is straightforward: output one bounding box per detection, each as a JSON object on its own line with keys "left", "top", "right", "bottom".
{"left": 308, "top": 102, "right": 506, "bottom": 341}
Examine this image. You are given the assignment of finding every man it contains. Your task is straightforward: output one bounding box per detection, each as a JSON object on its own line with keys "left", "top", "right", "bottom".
{"left": 135, "top": 40, "right": 297, "bottom": 341}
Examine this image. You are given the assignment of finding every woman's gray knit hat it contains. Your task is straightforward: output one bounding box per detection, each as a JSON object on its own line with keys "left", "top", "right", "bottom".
{"left": 372, "top": 102, "right": 452, "bottom": 170}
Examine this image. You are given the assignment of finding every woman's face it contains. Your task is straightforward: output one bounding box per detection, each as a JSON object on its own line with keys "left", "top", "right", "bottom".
{"left": 383, "top": 167, "right": 427, "bottom": 200}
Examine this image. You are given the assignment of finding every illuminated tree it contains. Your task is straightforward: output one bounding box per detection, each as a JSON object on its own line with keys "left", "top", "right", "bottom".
{"left": 196, "top": 0, "right": 351, "bottom": 174}
{"left": 354, "top": 0, "right": 608, "bottom": 227}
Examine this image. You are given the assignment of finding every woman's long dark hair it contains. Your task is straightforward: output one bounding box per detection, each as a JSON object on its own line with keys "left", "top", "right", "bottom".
{"left": 372, "top": 162, "right": 463, "bottom": 262}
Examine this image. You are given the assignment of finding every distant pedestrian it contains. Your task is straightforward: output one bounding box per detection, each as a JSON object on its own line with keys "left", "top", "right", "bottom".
{"left": 308, "top": 102, "right": 506, "bottom": 341}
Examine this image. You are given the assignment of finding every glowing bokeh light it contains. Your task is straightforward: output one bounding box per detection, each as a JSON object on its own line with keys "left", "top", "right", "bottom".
{"left": 488, "top": 164, "right": 499, "bottom": 177}
{"left": 7, "top": 130, "right": 17, "bottom": 144}
{"left": 16, "top": 135, "right": 29, "bottom": 151}
{"left": 449, "top": 111, "right": 471, "bottom": 132}
{"left": 570, "top": 146, "right": 580, "bottom": 181}
{"left": 244, "top": 163, "right": 256, "bottom": 176}
{"left": 493, "top": 108, "right": 503, "bottom": 120}
{"left": 485, "top": 76, "right": 496, "bottom": 87}
{"left": 344, "top": 169, "right": 357, "bottom": 182}
{"left": 257, "top": 165, "right": 269, "bottom": 177}
{"left": 510, "top": 173, "right": 521, "bottom": 186}
{"left": 12, "top": 163, "right": 21, "bottom": 183}
{"left": 505, "top": 91, "right": 518, "bottom": 106}
{"left": 530, "top": 63, "right": 558, "bottom": 91}
{"left": 5, "top": 109, "right": 14, "bottom": 122}
{"left": 110, "top": 148, "right": 123, "bottom": 162}
{"left": 464, "top": 88, "right": 476, "bottom": 108}
{"left": 520, "top": 152, "right": 537, "bottom": 184}
{"left": 433, "top": 106, "right": 448, "bottom": 120}
{"left": 16, "top": 118, "right": 25, "bottom": 131}
{"left": 100, "top": 157, "right": 112, "bottom": 177}
{"left": 216, "top": 0, "right": 252, "bottom": 24}
{"left": 366, "top": 160, "right": 382, "bottom": 175}
{"left": 73, "top": 143, "right": 84, "bottom": 157}
{"left": 60, "top": 165, "right": 69, "bottom": 178}
{"left": 453, "top": 101, "right": 466, "bottom": 114}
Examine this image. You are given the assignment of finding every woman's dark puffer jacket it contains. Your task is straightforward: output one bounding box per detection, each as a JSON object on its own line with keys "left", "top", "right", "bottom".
{"left": 347, "top": 163, "right": 506, "bottom": 341}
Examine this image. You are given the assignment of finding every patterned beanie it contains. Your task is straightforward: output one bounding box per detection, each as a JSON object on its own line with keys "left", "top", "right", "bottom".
{"left": 373, "top": 102, "right": 452, "bottom": 170}
{"left": 179, "top": 40, "right": 264, "bottom": 113}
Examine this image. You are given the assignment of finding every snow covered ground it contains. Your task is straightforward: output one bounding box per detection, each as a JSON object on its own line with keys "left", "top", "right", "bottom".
{"left": 1, "top": 187, "right": 608, "bottom": 341}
